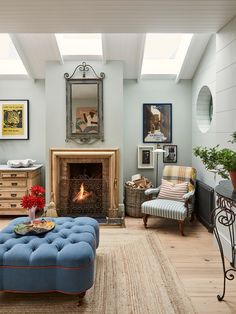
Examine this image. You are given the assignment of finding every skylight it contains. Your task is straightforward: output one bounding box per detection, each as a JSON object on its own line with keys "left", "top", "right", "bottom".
{"left": 141, "top": 33, "right": 193, "bottom": 76}
{"left": 0, "top": 34, "right": 27, "bottom": 75}
{"left": 55, "top": 34, "right": 102, "bottom": 56}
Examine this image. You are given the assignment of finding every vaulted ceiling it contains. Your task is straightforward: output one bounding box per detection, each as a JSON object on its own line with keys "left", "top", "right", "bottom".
{"left": 1, "top": 1, "right": 236, "bottom": 80}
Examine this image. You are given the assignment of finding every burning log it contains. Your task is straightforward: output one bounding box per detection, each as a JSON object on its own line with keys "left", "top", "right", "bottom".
{"left": 73, "top": 183, "right": 92, "bottom": 202}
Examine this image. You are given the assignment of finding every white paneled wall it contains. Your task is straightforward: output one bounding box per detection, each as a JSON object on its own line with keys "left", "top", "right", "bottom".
{"left": 192, "top": 35, "right": 217, "bottom": 187}
{"left": 192, "top": 17, "right": 236, "bottom": 262}
{"left": 216, "top": 16, "right": 236, "bottom": 150}
{"left": 192, "top": 18, "right": 236, "bottom": 185}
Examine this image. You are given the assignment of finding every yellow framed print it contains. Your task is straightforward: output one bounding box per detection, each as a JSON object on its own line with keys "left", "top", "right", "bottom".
{"left": 0, "top": 100, "right": 29, "bottom": 140}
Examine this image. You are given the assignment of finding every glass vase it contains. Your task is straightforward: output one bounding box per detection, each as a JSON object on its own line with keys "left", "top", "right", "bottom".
{"left": 28, "top": 206, "right": 36, "bottom": 222}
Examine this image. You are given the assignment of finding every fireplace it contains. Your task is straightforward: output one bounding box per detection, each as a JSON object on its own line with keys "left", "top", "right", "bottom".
{"left": 50, "top": 149, "right": 119, "bottom": 218}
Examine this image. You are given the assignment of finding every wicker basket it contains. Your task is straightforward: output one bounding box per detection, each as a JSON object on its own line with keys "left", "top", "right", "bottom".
{"left": 124, "top": 185, "right": 149, "bottom": 218}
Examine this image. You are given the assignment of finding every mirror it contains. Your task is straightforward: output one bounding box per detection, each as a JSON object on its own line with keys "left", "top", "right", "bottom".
{"left": 196, "top": 85, "right": 213, "bottom": 134}
{"left": 65, "top": 63, "right": 104, "bottom": 143}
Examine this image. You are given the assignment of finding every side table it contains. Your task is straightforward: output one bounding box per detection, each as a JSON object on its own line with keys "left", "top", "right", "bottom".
{"left": 213, "top": 180, "right": 236, "bottom": 301}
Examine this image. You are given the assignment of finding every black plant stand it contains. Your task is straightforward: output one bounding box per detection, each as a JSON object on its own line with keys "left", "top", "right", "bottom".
{"left": 213, "top": 180, "right": 236, "bottom": 301}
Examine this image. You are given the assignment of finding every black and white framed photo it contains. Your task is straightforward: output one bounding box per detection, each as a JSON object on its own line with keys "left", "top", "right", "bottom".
{"left": 163, "top": 145, "right": 177, "bottom": 163}
{"left": 0, "top": 99, "right": 29, "bottom": 140}
{"left": 138, "top": 145, "right": 154, "bottom": 169}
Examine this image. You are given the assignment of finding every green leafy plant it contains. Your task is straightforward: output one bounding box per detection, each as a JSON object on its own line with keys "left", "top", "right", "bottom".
{"left": 228, "top": 131, "right": 236, "bottom": 144}
{"left": 193, "top": 133, "right": 236, "bottom": 179}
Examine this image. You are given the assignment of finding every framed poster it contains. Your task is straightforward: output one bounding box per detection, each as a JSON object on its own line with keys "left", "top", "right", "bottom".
{"left": 163, "top": 145, "right": 177, "bottom": 163}
{"left": 143, "top": 103, "right": 172, "bottom": 143}
{"left": 138, "top": 145, "right": 154, "bottom": 169}
{"left": 0, "top": 100, "right": 29, "bottom": 140}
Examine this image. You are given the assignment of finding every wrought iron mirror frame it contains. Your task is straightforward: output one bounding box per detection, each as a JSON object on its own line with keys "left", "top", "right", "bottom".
{"left": 64, "top": 62, "right": 105, "bottom": 143}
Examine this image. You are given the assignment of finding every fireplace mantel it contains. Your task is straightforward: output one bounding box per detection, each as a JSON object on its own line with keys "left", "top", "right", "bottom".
{"left": 50, "top": 148, "right": 119, "bottom": 216}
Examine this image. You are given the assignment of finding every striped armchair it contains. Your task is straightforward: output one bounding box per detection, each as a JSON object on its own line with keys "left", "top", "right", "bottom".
{"left": 141, "top": 165, "right": 196, "bottom": 235}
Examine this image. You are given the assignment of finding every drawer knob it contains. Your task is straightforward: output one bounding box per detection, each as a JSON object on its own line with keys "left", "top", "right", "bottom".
{"left": 12, "top": 182, "right": 18, "bottom": 186}
{"left": 10, "top": 204, "right": 17, "bottom": 208}
{"left": 11, "top": 193, "right": 17, "bottom": 197}
{"left": 11, "top": 174, "right": 17, "bottom": 177}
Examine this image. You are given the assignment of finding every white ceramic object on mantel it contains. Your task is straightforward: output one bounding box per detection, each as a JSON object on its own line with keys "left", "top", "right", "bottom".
{"left": 7, "top": 159, "right": 36, "bottom": 168}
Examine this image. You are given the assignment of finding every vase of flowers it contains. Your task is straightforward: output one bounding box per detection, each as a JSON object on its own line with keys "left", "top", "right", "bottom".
{"left": 21, "top": 185, "right": 45, "bottom": 221}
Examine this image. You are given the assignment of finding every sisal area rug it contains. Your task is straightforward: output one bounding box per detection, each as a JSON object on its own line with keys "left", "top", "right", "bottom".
{"left": 0, "top": 228, "right": 195, "bottom": 314}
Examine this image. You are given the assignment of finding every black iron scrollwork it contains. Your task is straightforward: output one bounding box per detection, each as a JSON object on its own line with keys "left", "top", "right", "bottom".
{"left": 212, "top": 193, "right": 236, "bottom": 301}
{"left": 64, "top": 62, "right": 105, "bottom": 80}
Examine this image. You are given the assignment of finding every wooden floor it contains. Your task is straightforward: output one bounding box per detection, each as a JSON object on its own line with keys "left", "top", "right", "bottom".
{"left": 1, "top": 216, "right": 236, "bottom": 313}
{"left": 125, "top": 217, "right": 236, "bottom": 314}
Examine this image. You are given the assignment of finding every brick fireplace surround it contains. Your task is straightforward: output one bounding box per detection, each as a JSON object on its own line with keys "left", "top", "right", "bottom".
{"left": 50, "top": 148, "right": 119, "bottom": 218}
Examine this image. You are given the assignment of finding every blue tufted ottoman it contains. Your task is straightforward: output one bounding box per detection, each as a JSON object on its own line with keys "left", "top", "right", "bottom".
{"left": 0, "top": 217, "right": 99, "bottom": 298}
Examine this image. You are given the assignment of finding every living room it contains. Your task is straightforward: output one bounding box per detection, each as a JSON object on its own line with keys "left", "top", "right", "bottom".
{"left": 0, "top": 1, "right": 236, "bottom": 313}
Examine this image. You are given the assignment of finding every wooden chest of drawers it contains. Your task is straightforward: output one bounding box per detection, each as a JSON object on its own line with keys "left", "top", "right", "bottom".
{"left": 0, "top": 165, "right": 42, "bottom": 216}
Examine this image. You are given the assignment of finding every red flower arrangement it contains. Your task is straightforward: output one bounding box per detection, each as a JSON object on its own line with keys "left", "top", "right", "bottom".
{"left": 21, "top": 185, "right": 45, "bottom": 210}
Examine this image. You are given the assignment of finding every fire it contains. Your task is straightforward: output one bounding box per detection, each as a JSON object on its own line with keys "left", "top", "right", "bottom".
{"left": 73, "top": 183, "right": 91, "bottom": 202}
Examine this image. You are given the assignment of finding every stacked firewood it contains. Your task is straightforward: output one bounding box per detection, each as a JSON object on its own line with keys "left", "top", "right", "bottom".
{"left": 125, "top": 174, "right": 153, "bottom": 189}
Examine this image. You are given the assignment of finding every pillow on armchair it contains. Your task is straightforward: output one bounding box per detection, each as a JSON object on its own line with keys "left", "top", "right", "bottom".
{"left": 158, "top": 179, "right": 188, "bottom": 202}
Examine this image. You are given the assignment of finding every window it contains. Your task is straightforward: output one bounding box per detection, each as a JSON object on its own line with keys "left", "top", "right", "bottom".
{"left": 55, "top": 33, "right": 102, "bottom": 57}
{"left": 141, "top": 33, "right": 193, "bottom": 77}
{"left": 0, "top": 34, "right": 27, "bottom": 75}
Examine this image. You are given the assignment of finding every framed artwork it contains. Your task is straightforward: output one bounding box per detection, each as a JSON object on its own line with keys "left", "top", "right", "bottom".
{"left": 0, "top": 100, "right": 29, "bottom": 140}
{"left": 143, "top": 103, "right": 172, "bottom": 143}
{"left": 163, "top": 145, "right": 177, "bottom": 163}
{"left": 138, "top": 145, "right": 154, "bottom": 169}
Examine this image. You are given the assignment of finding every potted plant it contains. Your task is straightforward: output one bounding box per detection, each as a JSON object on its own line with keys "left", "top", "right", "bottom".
{"left": 193, "top": 132, "right": 236, "bottom": 190}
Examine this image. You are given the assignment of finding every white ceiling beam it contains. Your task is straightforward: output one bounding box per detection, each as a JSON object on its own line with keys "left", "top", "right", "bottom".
{"left": 137, "top": 34, "right": 146, "bottom": 82}
{"left": 51, "top": 34, "right": 64, "bottom": 65}
{"left": 10, "top": 34, "right": 35, "bottom": 79}
{"left": 175, "top": 49, "right": 191, "bottom": 84}
{"left": 176, "top": 34, "right": 211, "bottom": 82}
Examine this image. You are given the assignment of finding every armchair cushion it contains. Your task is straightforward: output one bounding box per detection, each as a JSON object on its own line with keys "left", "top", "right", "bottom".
{"left": 142, "top": 199, "right": 188, "bottom": 221}
{"left": 158, "top": 179, "right": 188, "bottom": 202}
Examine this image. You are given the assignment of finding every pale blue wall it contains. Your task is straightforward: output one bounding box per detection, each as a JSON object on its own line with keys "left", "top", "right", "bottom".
{"left": 45, "top": 60, "right": 124, "bottom": 201}
{"left": 0, "top": 79, "right": 46, "bottom": 184}
{"left": 123, "top": 79, "right": 192, "bottom": 186}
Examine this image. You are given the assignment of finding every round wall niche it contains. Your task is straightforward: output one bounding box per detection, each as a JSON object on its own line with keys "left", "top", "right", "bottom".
{"left": 196, "top": 85, "right": 213, "bottom": 133}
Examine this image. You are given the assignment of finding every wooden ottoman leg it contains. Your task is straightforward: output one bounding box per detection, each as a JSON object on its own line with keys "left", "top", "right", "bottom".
{"left": 143, "top": 214, "right": 149, "bottom": 228}
{"left": 77, "top": 291, "right": 86, "bottom": 306}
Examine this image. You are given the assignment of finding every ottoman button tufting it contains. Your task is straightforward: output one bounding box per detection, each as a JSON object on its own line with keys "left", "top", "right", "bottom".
{"left": 0, "top": 217, "right": 99, "bottom": 295}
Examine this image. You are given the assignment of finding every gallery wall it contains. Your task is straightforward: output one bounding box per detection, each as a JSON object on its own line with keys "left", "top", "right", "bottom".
{"left": 123, "top": 79, "right": 192, "bottom": 186}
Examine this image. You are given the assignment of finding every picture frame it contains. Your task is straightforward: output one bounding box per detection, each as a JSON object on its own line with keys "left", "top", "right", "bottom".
{"left": 143, "top": 103, "right": 172, "bottom": 143}
{"left": 0, "top": 100, "right": 29, "bottom": 140}
{"left": 138, "top": 145, "right": 154, "bottom": 169}
{"left": 163, "top": 145, "right": 177, "bottom": 163}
